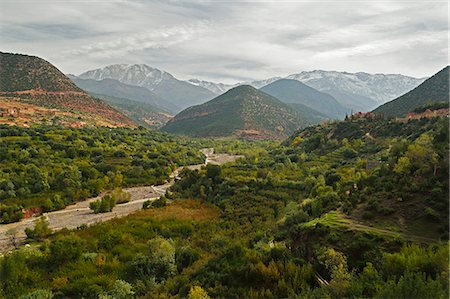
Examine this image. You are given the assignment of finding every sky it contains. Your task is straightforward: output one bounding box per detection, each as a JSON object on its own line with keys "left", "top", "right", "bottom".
{"left": 0, "top": 0, "right": 448, "bottom": 83}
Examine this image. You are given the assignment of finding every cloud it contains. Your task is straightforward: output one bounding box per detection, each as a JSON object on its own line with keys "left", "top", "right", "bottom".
{"left": 0, "top": 0, "right": 447, "bottom": 81}
{"left": 63, "top": 21, "right": 211, "bottom": 58}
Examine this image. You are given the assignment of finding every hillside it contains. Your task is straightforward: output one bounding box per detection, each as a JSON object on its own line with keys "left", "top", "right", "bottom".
{"left": 373, "top": 66, "right": 449, "bottom": 117}
{"left": 91, "top": 93, "right": 172, "bottom": 128}
{"left": 79, "top": 64, "right": 216, "bottom": 111}
{"left": 0, "top": 52, "right": 134, "bottom": 127}
{"left": 161, "top": 85, "right": 308, "bottom": 139}
{"left": 260, "top": 79, "right": 348, "bottom": 118}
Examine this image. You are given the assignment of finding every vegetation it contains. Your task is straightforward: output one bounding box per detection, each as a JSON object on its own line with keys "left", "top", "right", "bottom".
{"left": 90, "top": 195, "right": 117, "bottom": 213}
{"left": 0, "top": 52, "right": 82, "bottom": 92}
{"left": 0, "top": 125, "right": 204, "bottom": 223}
{"left": 0, "top": 114, "right": 447, "bottom": 298}
{"left": 162, "top": 85, "right": 312, "bottom": 140}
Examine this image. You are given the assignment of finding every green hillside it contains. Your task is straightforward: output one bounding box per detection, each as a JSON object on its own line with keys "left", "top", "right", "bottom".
{"left": 373, "top": 66, "right": 449, "bottom": 117}
{"left": 0, "top": 52, "right": 82, "bottom": 92}
{"left": 161, "top": 85, "right": 310, "bottom": 139}
{"left": 260, "top": 79, "right": 349, "bottom": 118}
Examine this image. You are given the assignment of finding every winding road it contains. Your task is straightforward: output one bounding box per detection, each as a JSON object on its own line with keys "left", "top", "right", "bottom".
{"left": 0, "top": 149, "right": 243, "bottom": 253}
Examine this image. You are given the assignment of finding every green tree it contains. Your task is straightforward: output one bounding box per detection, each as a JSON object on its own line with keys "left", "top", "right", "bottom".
{"left": 188, "top": 286, "right": 210, "bottom": 299}
{"left": 24, "top": 216, "right": 52, "bottom": 240}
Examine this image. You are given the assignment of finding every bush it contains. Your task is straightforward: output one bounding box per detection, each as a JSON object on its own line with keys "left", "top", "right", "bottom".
{"left": 18, "top": 289, "right": 53, "bottom": 299}
{"left": 142, "top": 196, "right": 167, "bottom": 209}
{"left": 111, "top": 188, "right": 131, "bottom": 204}
{"left": 49, "top": 234, "right": 85, "bottom": 266}
{"left": 89, "top": 195, "right": 116, "bottom": 213}
{"left": 24, "top": 217, "right": 52, "bottom": 240}
{"left": 0, "top": 205, "right": 23, "bottom": 224}
{"left": 142, "top": 200, "right": 152, "bottom": 209}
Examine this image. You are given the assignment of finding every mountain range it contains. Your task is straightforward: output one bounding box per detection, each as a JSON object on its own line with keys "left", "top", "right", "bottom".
{"left": 161, "top": 85, "right": 314, "bottom": 140}
{"left": 79, "top": 64, "right": 216, "bottom": 112}
{"left": 373, "top": 66, "right": 449, "bottom": 117}
{"left": 193, "top": 71, "right": 424, "bottom": 112}
{"left": 0, "top": 52, "right": 134, "bottom": 128}
{"left": 79, "top": 65, "right": 426, "bottom": 114}
{"left": 260, "top": 79, "right": 348, "bottom": 118}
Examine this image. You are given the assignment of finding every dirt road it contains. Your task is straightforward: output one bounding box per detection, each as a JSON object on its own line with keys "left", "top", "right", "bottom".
{"left": 0, "top": 149, "right": 243, "bottom": 253}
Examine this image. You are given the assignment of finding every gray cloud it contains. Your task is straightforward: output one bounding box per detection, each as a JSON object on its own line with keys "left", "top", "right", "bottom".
{"left": 0, "top": 0, "right": 447, "bottom": 82}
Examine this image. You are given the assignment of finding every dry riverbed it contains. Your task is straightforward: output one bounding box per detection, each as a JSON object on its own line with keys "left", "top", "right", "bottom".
{"left": 0, "top": 149, "right": 243, "bottom": 253}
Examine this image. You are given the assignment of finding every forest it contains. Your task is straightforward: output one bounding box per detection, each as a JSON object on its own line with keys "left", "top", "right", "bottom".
{"left": 0, "top": 116, "right": 448, "bottom": 298}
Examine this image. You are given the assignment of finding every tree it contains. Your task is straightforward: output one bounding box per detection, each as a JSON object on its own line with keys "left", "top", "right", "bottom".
{"left": 188, "top": 286, "right": 210, "bottom": 299}
{"left": 27, "top": 164, "right": 49, "bottom": 193}
{"left": 90, "top": 195, "right": 116, "bottom": 213}
{"left": 206, "top": 164, "right": 221, "bottom": 182}
{"left": 128, "top": 237, "right": 176, "bottom": 283}
{"left": 111, "top": 188, "right": 131, "bottom": 204}
{"left": 99, "top": 280, "right": 134, "bottom": 299}
{"left": 49, "top": 234, "right": 84, "bottom": 266}
{"left": 18, "top": 289, "right": 53, "bottom": 299}
{"left": 24, "top": 216, "right": 52, "bottom": 240}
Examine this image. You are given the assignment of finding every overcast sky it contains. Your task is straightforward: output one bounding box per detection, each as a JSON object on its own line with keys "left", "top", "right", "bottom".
{"left": 0, "top": 0, "right": 448, "bottom": 83}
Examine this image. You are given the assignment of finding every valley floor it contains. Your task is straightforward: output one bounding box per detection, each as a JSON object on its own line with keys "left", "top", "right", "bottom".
{"left": 0, "top": 150, "right": 243, "bottom": 253}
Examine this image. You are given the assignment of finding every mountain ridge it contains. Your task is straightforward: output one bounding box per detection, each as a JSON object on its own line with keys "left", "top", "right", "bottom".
{"left": 79, "top": 64, "right": 216, "bottom": 112}
{"left": 372, "top": 66, "right": 449, "bottom": 117}
{"left": 260, "top": 78, "right": 348, "bottom": 119}
{"left": 161, "top": 85, "right": 311, "bottom": 140}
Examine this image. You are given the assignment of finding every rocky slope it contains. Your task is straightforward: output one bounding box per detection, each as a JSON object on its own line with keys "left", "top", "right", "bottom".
{"left": 0, "top": 52, "right": 134, "bottom": 127}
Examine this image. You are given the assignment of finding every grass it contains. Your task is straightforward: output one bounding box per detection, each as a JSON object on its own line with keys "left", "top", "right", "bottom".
{"left": 133, "top": 199, "right": 219, "bottom": 222}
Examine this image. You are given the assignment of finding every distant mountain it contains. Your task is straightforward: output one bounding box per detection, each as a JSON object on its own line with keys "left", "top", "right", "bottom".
{"left": 0, "top": 52, "right": 134, "bottom": 127}
{"left": 373, "top": 66, "right": 449, "bottom": 117}
{"left": 69, "top": 75, "right": 179, "bottom": 113}
{"left": 161, "top": 85, "right": 311, "bottom": 140}
{"left": 79, "top": 64, "right": 216, "bottom": 111}
{"left": 246, "top": 77, "right": 282, "bottom": 89}
{"left": 188, "top": 70, "right": 424, "bottom": 112}
{"left": 188, "top": 79, "right": 233, "bottom": 95}
{"left": 90, "top": 93, "right": 172, "bottom": 129}
{"left": 260, "top": 79, "right": 348, "bottom": 119}
{"left": 287, "top": 70, "right": 425, "bottom": 107}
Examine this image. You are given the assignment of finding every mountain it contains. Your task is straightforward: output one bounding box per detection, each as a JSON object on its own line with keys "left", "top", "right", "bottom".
{"left": 0, "top": 52, "right": 134, "bottom": 127}
{"left": 161, "top": 85, "right": 311, "bottom": 140}
{"left": 260, "top": 79, "right": 348, "bottom": 119}
{"left": 286, "top": 70, "right": 426, "bottom": 109}
{"left": 79, "top": 64, "right": 216, "bottom": 111}
{"left": 372, "top": 66, "right": 449, "bottom": 117}
{"left": 69, "top": 75, "right": 179, "bottom": 113}
{"left": 90, "top": 93, "right": 172, "bottom": 128}
{"left": 189, "top": 70, "right": 424, "bottom": 112}
{"left": 187, "top": 79, "right": 234, "bottom": 95}
{"left": 246, "top": 77, "right": 282, "bottom": 89}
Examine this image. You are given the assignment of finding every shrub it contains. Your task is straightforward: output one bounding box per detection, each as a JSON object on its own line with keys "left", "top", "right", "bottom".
{"left": 18, "top": 289, "right": 53, "bottom": 299}
{"left": 142, "top": 196, "right": 167, "bottom": 209}
{"left": 111, "top": 188, "right": 131, "bottom": 204}
{"left": 24, "top": 216, "right": 52, "bottom": 240}
{"left": 89, "top": 195, "right": 116, "bottom": 213}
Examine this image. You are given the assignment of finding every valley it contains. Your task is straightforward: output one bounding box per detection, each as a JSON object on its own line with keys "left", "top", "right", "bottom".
{"left": 0, "top": 149, "right": 243, "bottom": 253}
{"left": 0, "top": 50, "right": 448, "bottom": 298}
